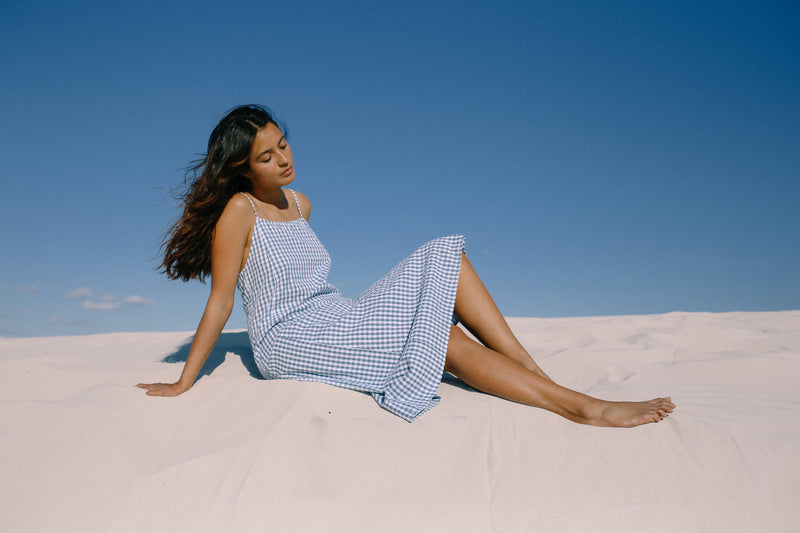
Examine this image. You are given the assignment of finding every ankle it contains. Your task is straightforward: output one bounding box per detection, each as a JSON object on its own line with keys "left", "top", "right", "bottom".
{"left": 570, "top": 397, "right": 608, "bottom": 426}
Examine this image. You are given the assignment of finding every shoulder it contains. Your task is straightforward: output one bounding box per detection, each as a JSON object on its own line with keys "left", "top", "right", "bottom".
{"left": 290, "top": 189, "right": 312, "bottom": 220}
{"left": 217, "top": 193, "right": 255, "bottom": 233}
{"left": 225, "top": 192, "right": 256, "bottom": 214}
{"left": 221, "top": 193, "right": 257, "bottom": 221}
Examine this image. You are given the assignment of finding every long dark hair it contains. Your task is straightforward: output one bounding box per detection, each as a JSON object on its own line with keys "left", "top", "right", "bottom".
{"left": 160, "top": 105, "right": 284, "bottom": 281}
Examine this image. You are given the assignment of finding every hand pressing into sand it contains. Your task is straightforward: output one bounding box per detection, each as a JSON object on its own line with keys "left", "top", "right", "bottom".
{"left": 137, "top": 288, "right": 229, "bottom": 399}
{"left": 136, "top": 382, "right": 188, "bottom": 397}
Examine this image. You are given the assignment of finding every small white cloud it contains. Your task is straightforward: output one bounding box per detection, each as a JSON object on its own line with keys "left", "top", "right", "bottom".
{"left": 124, "top": 295, "right": 155, "bottom": 306}
{"left": 65, "top": 287, "right": 93, "bottom": 299}
{"left": 82, "top": 300, "right": 122, "bottom": 311}
{"left": 65, "top": 288, "right": 147, "bottom": 311}
{"left": 80, "top": 292, "right": 121, "bottom": 311}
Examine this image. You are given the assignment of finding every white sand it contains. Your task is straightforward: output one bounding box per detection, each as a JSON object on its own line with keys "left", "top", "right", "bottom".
{"left": 2, "top": 311, "right": 798, "bottom": 532}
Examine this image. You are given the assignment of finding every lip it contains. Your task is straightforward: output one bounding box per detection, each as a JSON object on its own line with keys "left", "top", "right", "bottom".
{"left": 280, "top": 166, "right": 294, "bottom": 177}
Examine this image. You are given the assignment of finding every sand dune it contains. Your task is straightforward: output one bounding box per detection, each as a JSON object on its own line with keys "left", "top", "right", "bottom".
{"left": 2, "top": 311, "right": 798, "bottom": 532}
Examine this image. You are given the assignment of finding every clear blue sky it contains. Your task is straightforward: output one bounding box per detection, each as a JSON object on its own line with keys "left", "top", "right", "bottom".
{"left": 1, "top": 0, "right": 798, "bottom": 337}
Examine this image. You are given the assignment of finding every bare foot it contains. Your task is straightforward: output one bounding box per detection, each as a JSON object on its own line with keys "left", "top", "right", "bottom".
{"left": 586, "top": 397, "right": 675, "bottom": 428}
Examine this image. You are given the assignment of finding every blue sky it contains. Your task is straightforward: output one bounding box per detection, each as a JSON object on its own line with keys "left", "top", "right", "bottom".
{"left": 1, "top": 0, "right": 798, "bottom": 337}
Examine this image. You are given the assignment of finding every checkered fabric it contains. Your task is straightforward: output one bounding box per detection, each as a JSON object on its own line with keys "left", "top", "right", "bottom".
{"left": 236, "top": 190, "right": 464, "bottom": 421}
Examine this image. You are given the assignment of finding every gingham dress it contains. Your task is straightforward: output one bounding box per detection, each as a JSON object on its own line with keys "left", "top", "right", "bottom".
{"left": 236, "top": 190, "right": 464, "bottom": 421}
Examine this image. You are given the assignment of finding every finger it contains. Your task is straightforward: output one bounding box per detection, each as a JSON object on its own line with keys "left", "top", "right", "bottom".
{"left": 138, "top": 383, "right": 168, "bottom": 390}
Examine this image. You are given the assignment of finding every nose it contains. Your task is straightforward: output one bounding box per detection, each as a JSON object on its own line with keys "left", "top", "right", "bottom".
{"left": 277, "top": 151, "right": 289, "bottom": 166}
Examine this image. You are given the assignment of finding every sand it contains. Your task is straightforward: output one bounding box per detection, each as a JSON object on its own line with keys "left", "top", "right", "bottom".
{"left": 2, "top": 311, "right": 798, "bottom": 532}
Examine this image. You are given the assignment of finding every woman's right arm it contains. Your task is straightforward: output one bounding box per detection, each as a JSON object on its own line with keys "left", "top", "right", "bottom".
{"left": 137, "top": 196, "right": 254, "bottom": 396}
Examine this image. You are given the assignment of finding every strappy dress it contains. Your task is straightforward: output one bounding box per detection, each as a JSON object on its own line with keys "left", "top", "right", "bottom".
{"left": 236, "top": 189, "right": 464, "bottom": 421}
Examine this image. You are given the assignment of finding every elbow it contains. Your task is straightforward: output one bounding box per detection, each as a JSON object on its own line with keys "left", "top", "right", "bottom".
{"left": 208, "top": 296, "right": 235, "bottom": 319}
{"left": 220, "top": 303, "right": 234, "bottom": 319}
{"left": 219, "top": 300, "right": 235, "bottom": 317}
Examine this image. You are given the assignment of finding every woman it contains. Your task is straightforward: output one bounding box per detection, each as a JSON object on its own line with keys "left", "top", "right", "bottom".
{"left": 138, "top": 105, "right": 674, "bottom": 426}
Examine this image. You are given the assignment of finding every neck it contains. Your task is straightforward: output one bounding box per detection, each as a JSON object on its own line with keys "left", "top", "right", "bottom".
{"left": 249, "top": 186, "right": 287, "bottom": 208}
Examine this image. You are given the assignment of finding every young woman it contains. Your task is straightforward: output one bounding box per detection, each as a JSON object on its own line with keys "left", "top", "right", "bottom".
{"left": 138, "top": 105, "right": 674, "bottom": 427}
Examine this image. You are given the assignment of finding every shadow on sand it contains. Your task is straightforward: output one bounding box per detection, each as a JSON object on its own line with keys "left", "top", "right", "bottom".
{"left": 441, "top": 372, "right": 476, "bottom": 392}
{"left": 161, "top": 331, "right": 265, "bottom": 383}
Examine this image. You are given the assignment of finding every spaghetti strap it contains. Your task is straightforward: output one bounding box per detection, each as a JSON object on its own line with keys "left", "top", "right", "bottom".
{"left": 239, "top": 192, "right": 258, "bottom": 217}
{"left": 289, "top": 189, "right": 303, "bottom": 218}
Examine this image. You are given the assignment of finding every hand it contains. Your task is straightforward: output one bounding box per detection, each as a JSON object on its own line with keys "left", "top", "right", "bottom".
{"left": 136, "top": 382, "right": 187, "bottom": 397}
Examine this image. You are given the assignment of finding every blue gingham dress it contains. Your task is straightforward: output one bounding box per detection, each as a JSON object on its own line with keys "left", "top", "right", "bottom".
{"left": 236, "top": 190, "right": 464, "bottom": 421}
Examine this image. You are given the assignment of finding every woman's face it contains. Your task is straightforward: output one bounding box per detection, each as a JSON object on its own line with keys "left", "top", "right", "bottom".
{"left": 245, "top": 122, "right": 294, "bottom": 190}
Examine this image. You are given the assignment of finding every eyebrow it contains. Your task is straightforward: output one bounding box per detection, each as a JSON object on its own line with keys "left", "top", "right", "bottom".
{"left": 256, "top": 136, "right": 286, "bottom": 159}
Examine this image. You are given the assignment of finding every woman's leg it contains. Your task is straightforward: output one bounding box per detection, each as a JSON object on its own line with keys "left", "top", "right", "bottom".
{"left": 444, "top": 326, "right": 675, "bottom": 427}
{"left": 454, "top": 252, "right": 552, "bottom": 380}
{"left": 448, "top": 253, "right": 675, "bottom": 427}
